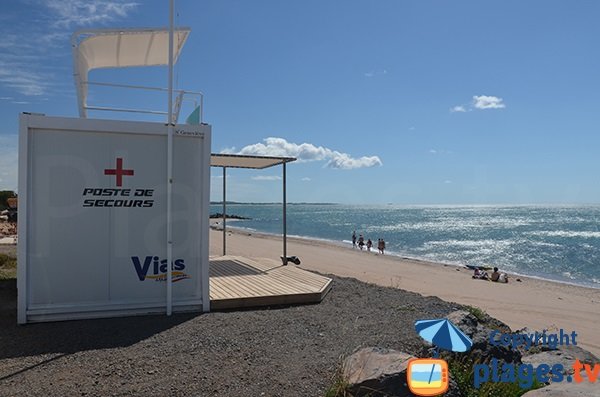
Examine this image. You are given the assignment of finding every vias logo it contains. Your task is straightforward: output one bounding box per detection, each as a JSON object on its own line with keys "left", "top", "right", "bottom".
{"left": 132, "top": 256, "right": 190, "bottom": 282}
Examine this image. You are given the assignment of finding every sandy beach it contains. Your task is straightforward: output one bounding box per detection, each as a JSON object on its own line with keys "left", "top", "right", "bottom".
{"left": 210, "top": 226, "right": 600, "bottom": 357}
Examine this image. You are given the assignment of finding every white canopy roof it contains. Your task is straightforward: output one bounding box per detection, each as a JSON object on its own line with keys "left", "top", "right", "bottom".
{"left": 72, "top": 28, "right": 190, "bottom": 117}
{"left": 211, "top": 154, "right": 297, "bottom": 169}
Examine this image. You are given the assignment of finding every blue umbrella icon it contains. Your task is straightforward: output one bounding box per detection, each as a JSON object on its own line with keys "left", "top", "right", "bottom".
{"left": 415, "top": 319, "right": 473, "bottom": 353}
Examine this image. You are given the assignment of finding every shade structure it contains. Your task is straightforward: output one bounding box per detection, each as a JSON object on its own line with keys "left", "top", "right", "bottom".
{"left": 210, "top": 154, "right": 296, "bottom": 264}
{"left": 72, "top": 28, "right": 191, "bottom": 118}
{"left": 415, "top": 319, "right": 473, "bottom": 352}
{"left": 210, "top": 153, "right": 296, "bottom": 169}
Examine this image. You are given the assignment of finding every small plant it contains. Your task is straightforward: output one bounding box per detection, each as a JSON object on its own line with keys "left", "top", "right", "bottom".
{"left": 324, "top": 363, "right": 350, "bottom": 397}
{"left": 465, "top": 305, "right": 487, "bottom": 323}
{"left": 464, "top": 305, "right": 509, "bottom": 332}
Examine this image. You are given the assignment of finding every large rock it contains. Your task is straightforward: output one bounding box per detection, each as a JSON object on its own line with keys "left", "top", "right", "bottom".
{"left": 343, "top": 347, "right": 415, "bottom": 397}
{"left": 342, "top": 347, "right": 461, "bottom": 397}
{"left": 521, "top": 370, "right": 600, "bottom": 396}
{"left": 447, "top": 309, "right": 511, "bottom": 335}
{"left": 423, "top": 310, "right": 522, "bottom": 365}
{"left": 522, "top": 345, "right": 599, "bottom": 375}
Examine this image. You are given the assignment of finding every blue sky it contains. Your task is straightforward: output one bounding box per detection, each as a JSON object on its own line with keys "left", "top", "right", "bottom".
{"left": 1, "top": 0, "right": 600, "bottom": 204}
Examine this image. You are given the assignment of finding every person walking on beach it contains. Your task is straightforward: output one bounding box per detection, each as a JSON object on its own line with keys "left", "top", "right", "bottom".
{"left": 358, "top": 234, "right": 365, "bottom": 250}
{"left": 352, "top": 231, "right": 357, "bottom": 248}
{"left": 378, "top": 238, "right": 385, "bottom": 254}
{"left": 366, "top": 238, "right": 372, "bottom": 252}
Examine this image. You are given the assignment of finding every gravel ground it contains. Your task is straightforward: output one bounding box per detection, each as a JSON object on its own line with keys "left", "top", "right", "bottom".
{"left": 0, "top": 275, "right": 461, "bottom": 397}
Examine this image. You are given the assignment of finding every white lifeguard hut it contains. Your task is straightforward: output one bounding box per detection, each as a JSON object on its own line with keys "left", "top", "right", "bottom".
{"left": 18, "top": 20, "right": 212, "bottom": 322}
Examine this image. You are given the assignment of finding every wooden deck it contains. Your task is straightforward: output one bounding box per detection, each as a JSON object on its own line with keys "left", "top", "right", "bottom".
{"left": 209, "top": 256, "right": 332, "bottom": 310}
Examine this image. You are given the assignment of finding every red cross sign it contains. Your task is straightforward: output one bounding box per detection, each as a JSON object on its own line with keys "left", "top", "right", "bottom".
{"left": 104, "top": 158, "right": 134, "bottom": 187}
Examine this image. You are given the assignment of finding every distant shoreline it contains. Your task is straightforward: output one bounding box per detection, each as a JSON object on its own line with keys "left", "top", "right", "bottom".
{"left": 210, "top": 202, "right": 600, "bottom": 207}
{"left": 210, "top": 201, "right": 338, "bottom": 206}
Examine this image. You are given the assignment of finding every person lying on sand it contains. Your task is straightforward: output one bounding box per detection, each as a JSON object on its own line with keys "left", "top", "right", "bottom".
{"left": 472, "top": 268, "right": 489, "bottom": 280}
{"left": 490, "top": 267, "right": 509, "bottom": 283}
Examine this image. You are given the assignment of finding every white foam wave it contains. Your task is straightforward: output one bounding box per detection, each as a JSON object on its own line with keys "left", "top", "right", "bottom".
{"left": 365, "top": 218, "right": 532, "bottom": 233}
{"left": 528, "top": 241, "right": 562, "bottom": 248}
{"left": 526, "top": 230, "right": 600, "bottom": 239}
{"left": 562, "top": 271, "right": 577, "bottom": 280}
{"left": 422, "top": 239, "right": 514, "bottom": 249}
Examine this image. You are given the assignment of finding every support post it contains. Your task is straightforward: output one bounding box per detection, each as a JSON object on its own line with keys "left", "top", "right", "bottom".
{"left": 166, "top": 0, "right": 174, "bottom": 316}
{"left": 222, "top": 166, "right": 227, "bottom": 256}
{"left": 283, "top": 161, "right": 287, "bottom": 264}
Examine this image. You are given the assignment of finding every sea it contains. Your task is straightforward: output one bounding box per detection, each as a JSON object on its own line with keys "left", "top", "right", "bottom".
{"left": 210, "top": 203, "right": 600, "bottom": 289}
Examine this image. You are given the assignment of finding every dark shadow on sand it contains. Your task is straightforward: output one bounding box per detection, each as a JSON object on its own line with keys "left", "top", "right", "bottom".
{"left": 0, "top": 279, "right": 200, "bottom": 361}
{"left": 209, "top": 259, "right": 265, "bottom": 277}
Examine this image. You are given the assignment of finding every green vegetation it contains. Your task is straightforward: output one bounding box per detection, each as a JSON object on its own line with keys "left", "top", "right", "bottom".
{"left": 324, "top": 363, "right": 350, "bottom": 397}
{"left": 324, "top": 379, "right": 350, "bottom": 397}
{"left": 0, "top": 190, "right": 16, "bottom": 210}
{"left": 0, "top": 253, "right": 17, "bottom": 280}
{"left": 464, "top": 305, "right": 510, "bottom": 333}
{"left": 465, "top": 305, "right": 487, "bottom": 323}
{"left": 448, "top": 357, "right": 544, "bottom": 397}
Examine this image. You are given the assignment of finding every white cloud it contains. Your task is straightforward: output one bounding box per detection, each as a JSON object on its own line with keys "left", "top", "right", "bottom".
{"left": 472, "top": 95, "right": 505, "bottom": 109}
{"left": 0, "top": 1, "right": 138, "bottom": 97}
{"left": 428, "top": 149, "right": 453, "bottom": 156}
{"left": 226, "top": 137, "right": 383, "bottom": 170}
{"left": 451, "top": 95, "right": 506, "bottom": 113}
{"left": 450, "top": 105, "right": 467, "bottom": 113}
{"left": 429, "top": 149, "right": 453, "bottom": 155}
{"left": 444, "top": 180, "right": 452, "bottom": 184}
{"left": 0, "top": 64, "right": 50, "bottom": 96}
{"left": 326, "top": 153, "right": 382, "bottom": 169}
{"left": 42, "top": 0, "right": 139, "bottom": 27}
{"left": 364, "top": 69, "right": 387, "bottom": 78}
{"left": 301, "top": 177, "right": 311, "bottom": 182}
{"left": 251, "top": 175, "right": 282, "bottom": 181}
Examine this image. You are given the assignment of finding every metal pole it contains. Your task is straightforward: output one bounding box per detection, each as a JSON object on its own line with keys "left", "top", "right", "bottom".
{"left": 283, "top": 162, "right": 287, "bottom": 264}
{"left": 222, "top": 166, "right": 227, "bottom": 256}
{"left": 166, "top": 0, "right": 174, "bottom": 316}
{"left": 71, "top": 33, "right": 86, "bottom": 118}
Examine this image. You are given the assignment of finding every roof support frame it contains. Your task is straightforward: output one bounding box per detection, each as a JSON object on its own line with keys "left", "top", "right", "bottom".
{"left": 71, "top": 27, "right": 202, "bottom": 123}
{"left": 211, "top": 154, "right": 296, "bottom": 264}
